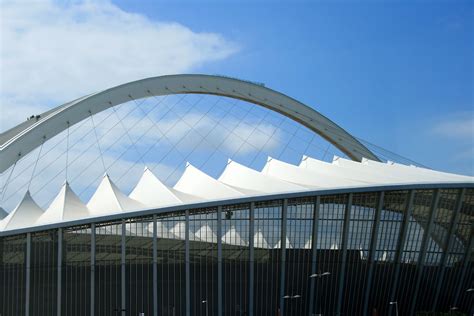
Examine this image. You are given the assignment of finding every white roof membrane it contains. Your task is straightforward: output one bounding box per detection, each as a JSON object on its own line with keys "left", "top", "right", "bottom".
{"left": 0, "top": 154, "right": 472, "bottom": 233}
{"left": 37, "top": 182, "right": 90, "bottom": 224}
{"left": 219, "top": 159, "right": 305, "bottom": 193}
{"left": 174, "top": 163, "right": 245, "bottom": 200}
{"left": 262, "top": 157, "right": 363, "bottom": 188}
{"left": 130, "top": 167, "right": 183, "bottom": 207}
{"left": 0, "top": 191, "right": 44, "bottom": 230}
{"left": 87, "top": 174, "right": 144, "bottom": 215}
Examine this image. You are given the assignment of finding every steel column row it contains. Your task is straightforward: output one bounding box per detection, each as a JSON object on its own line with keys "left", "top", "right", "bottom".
{"left": 17, "top": 189, "right": 472, "bottom": 315}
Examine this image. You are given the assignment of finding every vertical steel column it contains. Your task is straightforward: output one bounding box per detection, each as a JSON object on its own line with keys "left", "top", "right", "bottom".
{"left": 409, "top": 189, "right": 440, "bottom": 316}
{"left": 153, "top": 215, "right": 158, "bottom": 316}
{"left": 121, "top": 220, "right": 126, "bottom": 316}
{"left": 279, "top": 199, "right": 288, "bottom": 316}
{"left": 90, "top": 223, "right": 96, "bottom": 316}
{"left": 185, "top": 210, "right": 190, "bottom": 316}
{"left": 453, "top": 223, "right": 474, "bottom": 308}
{"left": 57, "top": 228, "right": 63, "bottom": 316}
{"left": 25, "top": 232, "right": 31, "bottom": 316}
{"left": 308, "top": 196, "right": 321, "bottom": 316}
{"left": 432, "top": 188, "right": 465, "bottom": 311}
{"left": 217, "top": 206, "right": 223, "bottom": 316}
{"left": 362, "top": 191, "right": 384, "bottom": 315}
{"left": 389, "top": 190, "right": 415, "bottom": 316}
{"left": 336, "top": 193, "right": 353, "bottom": 316}
{"left": 249, "top": 202, "right": 255, "bottom": 316}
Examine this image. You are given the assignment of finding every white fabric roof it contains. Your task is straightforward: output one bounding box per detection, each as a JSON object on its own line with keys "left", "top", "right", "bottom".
{"left": 87, "top": 174, "right": 144, "bottom": 215}
{"left": 130, "top": 167, "right": 183, "bottom": 207}
{"left": 37, "top": 182, "right": 90, "bottom": 224}
{"left": 0, "top": 154, "right": 472, "bottom": 232}
{"left": 262, "top": 157, "right": 364, "bottom": 188}
{"left": 222, "top": 226, "right": 247, "bottom": 246}
{"left": 0, "top": 191, "right": 43, "bottom": 230}
{"left": 174, "top": 163, "right": 245, "bottom": 200}
{"left": 219, "top": 159, "right": 305, "bottom": 193}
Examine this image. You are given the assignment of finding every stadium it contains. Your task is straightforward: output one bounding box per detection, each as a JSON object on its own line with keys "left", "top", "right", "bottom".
{"left": 0, "top": 74, "right": 472, "bottom": 316}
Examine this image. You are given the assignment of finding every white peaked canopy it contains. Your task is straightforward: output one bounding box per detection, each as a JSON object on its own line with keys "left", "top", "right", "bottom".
{"left": 0, "top": 207, "right": 7, "bottom": 220}
{"left": 37, "top": 182, "right": 89, "bottom": 224}
{"left": 300, "top": 155, "right": 399, "bottom": 184}
{"left": 262, "top": 157, "right": 363, "bottom": 188}
{"left": 222, "top": 226, "right": 247, "bottom": 246}
{"left": 254, "top": 229, "right": 270, "bottom": 248}
{"left": 304, "top": 239, "right": 313, "bottom": 249}
{"left": 170, "top": 222, "right": 187, "bottom": 240}
{"left": 0, "top": 153, "right": 472, "bottom": 232}
{"left": 219, "top": 159, "right": 305, "bottom": 193}
{"left": 195, "top": 224, "right": 217, "bottom": 243}
{"left": 174, "top": 163, "right": 245, "bottom": 200}
{"left": 275, "top": 236, "right": 293, "bottom": 249}
{"left": 0, "top": 191, "right": 43, "bottom": 230}
{"left": 147, "top": 221, "right": 176, "bottom": 239}
{"left": 87, "top": 174, "right": 143, "bottom": 215}
{"left": 130, "top": 167, "right": 183, "bottom": 207}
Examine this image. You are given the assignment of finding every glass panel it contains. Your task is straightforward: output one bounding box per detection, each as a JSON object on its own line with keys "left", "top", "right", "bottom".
{"left": 156, "top": 212, "right": 186, "bottom": 315}
{"left": 95, "top": 221, "right": 122, "bottom": 315}
{"left": 189, "top": 208, "right": 218, "bottom": 316}
{"left": 315, "top": 194, "right": 347, "bottom": 316}
{"left": 62, "top": 225, "right": 91, "bottom": 316}
{"left": 369, "top": 190, "right": 408, "bottom": 315}
{"left": 254, "top": 200, "right": 282, "bottom": 316}
{"left": 342, "top": 192, "right": 377, "bottom": 315}
{"left": 30, "top": 230, "right": 58, "bottom": 316}
{"left": 125, "top": 217, "right": 154, "bottom": 315}
{"left": 285, "top": 197, "right": 313, "bottom": 316}
{"left": 0, "top": 234, "right": 26, "bottom": 316}
{"left": 222, "top": 203, "right": 249, "bottom": 315}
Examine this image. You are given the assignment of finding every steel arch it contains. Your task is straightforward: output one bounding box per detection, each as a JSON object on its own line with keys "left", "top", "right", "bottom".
{"left": 0, "top": 74, "right": 379, "bottom": 173}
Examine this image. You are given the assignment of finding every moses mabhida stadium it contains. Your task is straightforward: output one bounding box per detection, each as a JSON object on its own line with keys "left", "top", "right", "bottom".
{"left": 0, "top": 74, "right": 472, "bottom": 316}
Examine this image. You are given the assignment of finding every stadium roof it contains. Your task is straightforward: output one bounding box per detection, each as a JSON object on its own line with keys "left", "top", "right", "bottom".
{"left": 1, "top": 154, "right": 472, "bottom": 232}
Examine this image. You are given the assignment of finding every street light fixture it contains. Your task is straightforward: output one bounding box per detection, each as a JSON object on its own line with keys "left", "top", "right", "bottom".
{"left": 310, "top": 272, "right": 331, "bottom": 278}
{"left": 202, "top": 300, "right": 208, "bottom": 316}
{"left": 310, "top": 271, "right": 331, "bottom": 316}
{"left": 389, "top": 301, "right": 398, "bottom": 316}
{"left": 467, "top": 288, "right": 474, "bottom": 292}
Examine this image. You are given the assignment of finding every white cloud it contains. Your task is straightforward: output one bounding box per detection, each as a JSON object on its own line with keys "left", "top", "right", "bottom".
{"left": 432, "top": 115, "right": 474, "bottom": 139}
{"left": 0, "top": 0, "right": 238, "bottom": 131}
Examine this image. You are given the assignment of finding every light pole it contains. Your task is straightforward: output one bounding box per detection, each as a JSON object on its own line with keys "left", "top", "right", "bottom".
{"left": 202, "top": 300, "right": 208, "bottom": 316}
{"left": 389, "top": 301, "right": 398, "bottom": 316}
{"left": 310, "top": 271, "right": 331, "bottom": 316}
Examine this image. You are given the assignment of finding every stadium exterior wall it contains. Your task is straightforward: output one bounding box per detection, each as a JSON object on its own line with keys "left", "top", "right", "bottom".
{"left": 0, "top": 184, "right": 473, "bottom": 316}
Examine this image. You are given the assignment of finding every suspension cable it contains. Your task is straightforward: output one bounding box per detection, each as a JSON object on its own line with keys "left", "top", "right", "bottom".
{"left": 89, "top": 111, "right": 107, "bottom": 173}
{"left": 28, "top": 138, "right": 44, "bottom": 191}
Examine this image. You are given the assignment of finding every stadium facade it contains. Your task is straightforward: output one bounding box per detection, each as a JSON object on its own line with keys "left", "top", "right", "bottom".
{"left": 0, "top": 75, "right": 473, "bottom": 316}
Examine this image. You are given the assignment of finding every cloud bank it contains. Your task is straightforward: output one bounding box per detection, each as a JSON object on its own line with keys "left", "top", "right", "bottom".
{"left": 0, "top": 0, "right": 238, "bottom": 131}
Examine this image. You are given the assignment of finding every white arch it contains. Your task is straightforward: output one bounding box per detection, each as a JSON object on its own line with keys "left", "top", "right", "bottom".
{"left": 0, "top": 74, "right": 379, "bottom": 173}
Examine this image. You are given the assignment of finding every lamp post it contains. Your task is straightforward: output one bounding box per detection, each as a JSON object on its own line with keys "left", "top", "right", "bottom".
{"left": 310, "top": 271, "right": 331, "bottom": 316}
{"left": 202, "top": 300, "right": 208, "bottom": 316}
{"left": 389, "top": 301, "right": 398, "bottom": 316}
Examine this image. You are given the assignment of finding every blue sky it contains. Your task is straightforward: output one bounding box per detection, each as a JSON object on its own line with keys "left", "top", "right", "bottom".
{"left": 112, "top": 0, "right": 473, "bottom": 175}
{"left": 0, "top": 0, "right": 472, "bottom": 211}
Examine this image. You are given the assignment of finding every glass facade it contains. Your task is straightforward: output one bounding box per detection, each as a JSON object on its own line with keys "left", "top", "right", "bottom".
{"left": 0, "top": 187, "right": 473, "bottom": 316}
